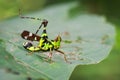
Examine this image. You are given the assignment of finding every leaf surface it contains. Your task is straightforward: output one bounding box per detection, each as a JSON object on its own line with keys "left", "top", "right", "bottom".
{"left": 0, "top": 2, "right": 115, "bottom": 80}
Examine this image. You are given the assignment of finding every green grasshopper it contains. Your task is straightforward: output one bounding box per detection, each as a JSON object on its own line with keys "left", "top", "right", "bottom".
{"left": 20, "top": 9, "right": 69, "bottom": 63}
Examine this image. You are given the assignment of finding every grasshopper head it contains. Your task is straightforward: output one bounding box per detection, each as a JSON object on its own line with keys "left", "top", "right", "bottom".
{"left": 53, "top": 35, "right": 62, "bottom": 49}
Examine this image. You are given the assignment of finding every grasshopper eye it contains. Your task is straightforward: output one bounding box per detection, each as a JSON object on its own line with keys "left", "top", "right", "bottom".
{"left": 23, "top": 42, "right": 33, "bottom": 49}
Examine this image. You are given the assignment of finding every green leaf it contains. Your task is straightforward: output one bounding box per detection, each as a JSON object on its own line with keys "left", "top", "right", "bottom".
{"left": 0, "top": 2, "right": 115, "bottom": 80}
{"left": 0, "top": 69, "right": 26, "bottom": 80}
{"left": 0, "top": 40, "right": 51, "bottom": 79}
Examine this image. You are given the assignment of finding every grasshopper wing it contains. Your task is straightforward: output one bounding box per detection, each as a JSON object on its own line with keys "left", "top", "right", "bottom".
{"left": 21, "top": 30, "right": 40, "bottom": 41}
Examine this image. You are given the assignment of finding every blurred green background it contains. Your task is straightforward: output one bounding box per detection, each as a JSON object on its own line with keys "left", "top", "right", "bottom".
{"left": 0, "top": 0, "right": 120, "bottom": 80}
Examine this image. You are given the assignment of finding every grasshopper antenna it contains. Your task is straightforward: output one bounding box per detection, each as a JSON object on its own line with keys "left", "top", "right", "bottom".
{"left": 19, "top": 9, "right": 48, "bottom": 34}
{"left": 19, "top": 8, "right": 42, "bottom": 21}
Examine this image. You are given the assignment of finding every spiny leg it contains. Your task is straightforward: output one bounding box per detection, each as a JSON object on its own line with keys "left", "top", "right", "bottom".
{"left": 40, "top": 20, "right": 48, "bottom": 39}
{"left": 43, "top": 48, "right": 54, "bottom": 63}
{"left": 26, "top": 50, "right": 34, "bottom": 55}
{"left": 26, "top": 51, "right": 34, "bottom": 55}
{"left": 55, "top": 49, "right": 71, "bottom": 63}
{"left": 38, "top": 20, "right": 49, "bottom": 48}
{"left": 35, "top": 19, "right": 48, "bottom": 34}
{"left": 48, "top": 47, "right": 56, "bottom": 63}
{"left": 48, "top": 50, "right": 53, "bottom": 62}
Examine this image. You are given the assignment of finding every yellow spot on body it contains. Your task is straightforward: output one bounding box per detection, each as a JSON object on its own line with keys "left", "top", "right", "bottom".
{"left": 28, "top": 46, "right": 40, "bottom": 51}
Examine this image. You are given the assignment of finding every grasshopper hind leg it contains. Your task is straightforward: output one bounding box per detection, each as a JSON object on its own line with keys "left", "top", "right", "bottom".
{"left": 55, "top": 49, "right": 71, "bottom": 64}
